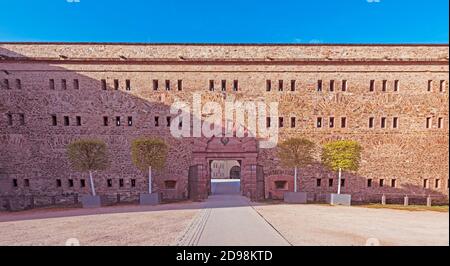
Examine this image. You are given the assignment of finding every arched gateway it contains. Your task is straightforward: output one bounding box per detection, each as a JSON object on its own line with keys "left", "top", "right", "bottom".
{"left": 188, "top": 136, "right": 264, "bottom": 201}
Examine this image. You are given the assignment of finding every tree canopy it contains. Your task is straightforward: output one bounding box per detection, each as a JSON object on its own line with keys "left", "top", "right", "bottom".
{"left": 131, "top": 137, "right": 168, "bottom": 172}
{"left": 321, "top": 140, "right": 362, "bottom": 172}
{"left": 277, "top": 137, "right": 316, "bottom": 168}
{"left": 67, "top": 139, "right": 109, "bottom": 172}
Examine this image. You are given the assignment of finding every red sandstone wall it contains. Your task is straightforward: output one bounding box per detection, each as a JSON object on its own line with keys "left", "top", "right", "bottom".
{"left": 0, "top": 43, "right": 448, "bottom": 209}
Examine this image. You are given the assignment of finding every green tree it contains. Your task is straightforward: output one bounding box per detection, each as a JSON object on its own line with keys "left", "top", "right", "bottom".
{"left": 131, "top": 137, "right": 168, "bottom": 194}
{"left": 321, "top": 140, "right": 362, "bottom": 194}
{"left": 67, "top": 139, "right": 109, "bottom": 196}
{"left": 277, "top": 138, "right": 316, "bottom": 192}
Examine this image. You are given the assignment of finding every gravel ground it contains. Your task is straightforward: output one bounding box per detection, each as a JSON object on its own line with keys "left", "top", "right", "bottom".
{"left": 253, "top": 204, "right": 449, "bottom": 246}
{"left": 0, "top": 209, "right": 198, "bottom": 246}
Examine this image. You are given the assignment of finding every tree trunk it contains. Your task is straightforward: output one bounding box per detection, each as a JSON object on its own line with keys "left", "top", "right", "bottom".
{"left": 148, "top": 166, "right": 152, "bottom": 194}
{"left": 337, "top": 167, "right": 342, "bottom": 194}
{"left": 294, "top": 166, "right": 298, "bottom": 193}
{"left": 89, "top": 170, "right": 96, "bottom": 196}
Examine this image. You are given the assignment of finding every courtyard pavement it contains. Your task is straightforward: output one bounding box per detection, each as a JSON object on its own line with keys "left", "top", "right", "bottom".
{"left": 0, "top": 179, "right": 448, "bottom": 246}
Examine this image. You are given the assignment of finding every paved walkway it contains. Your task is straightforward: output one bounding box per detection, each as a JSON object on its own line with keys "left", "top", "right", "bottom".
{"left": 177, "top": 179, "right": 290, "bottom": 246}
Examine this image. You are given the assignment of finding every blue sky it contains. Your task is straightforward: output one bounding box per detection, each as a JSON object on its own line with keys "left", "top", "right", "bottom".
{"left": 0, "top": 0, "right": 448, "bottom": 43}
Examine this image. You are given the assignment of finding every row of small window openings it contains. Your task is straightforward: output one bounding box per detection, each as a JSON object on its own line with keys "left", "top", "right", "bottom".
{"left": 12, "top": 178, "right": 138, "bottom": 188}
{"left": 103, "top": 116, "right": 176, "bottom": 127}
{"left": 422, "top": 179, "right": 447, "bottom": 189}
{"left": 2, "top": 79, "right": 22, "bottom": 89}
{"left": 51, "top": 115, "right": 81, "bottom": 126}
{"left": 6, "top": 113, "right": 25, "bottom": 125}
{"left": 101, "top": 79, "right": 184, "bottom": 91}
{"left": 48, "top": 79, "right": 79, "bottom": 90}
{"left": 314, "top": 178, "right": 441, "bottom": 189}
{"left": 426, "top": 117, "right": 445, "bottom": 129}
{"left": 369, "top": 80, "right": 400, "bottom": 92}
{"left": 427, "top": 80, "right": 447, "bottom": 92}
{"left": 209, "top": 80, "right": 239, "bottom": 91}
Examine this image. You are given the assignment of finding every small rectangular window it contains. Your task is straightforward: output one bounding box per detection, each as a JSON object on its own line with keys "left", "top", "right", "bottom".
{"left": 328, "top": 178, "right": 333, "bottom": 187}
{"left": 369, "top": 80, "right": 375, "bottom": 92}
{"left": 435, "top": 179, "right": 441, "bottom": 189}
{"left": 19, "top": 113, "right": 24, "bottom": 125}
{"left": 426, "top": 117, "right": 431, "bottom": 129}
{"left": 68, "top": 179, "right": 74, "bottom": 187}
{"left": 165, "top": 180, "right": 177, "bottom": 189}
{"left": 153, "top": 80, "right": 158, "bottom": 90}
{"left": 23, "top": 179, "right": 30, "bottom": 187}
{"left": 107, "top": 179, "right": 113, "bottom": 187}
{"left": 64, "top": 116, "right": 70, "bottom": 126}
{"left": 131, "top": 179, "right": 136, "bottom": 187}
{"left": 154, "top": 116, "right": 159, "bottom": 127}
{"left": 101, "top": 79, "right": 107, "bottom": 90}
{"left": 367, "top": 179, "right": 372, "bottom": 188}
{"left": 165, "top": 80, "right": 170, "bottom": 91}
{"left": 116, "top": 116, "right": 121, "bottom": 126}
{"left": 317, "top": 117, "right": 322, "bottom": 128}
{"left": 440, "top": 80, "right": 446, "bottom": 92}
{"left": 49, "top": 79, "right": 55, "bottom": 90}
{"left": 381, "top": 117, "right": 386, "bottom": 128}
{"left": 391, "top": 179, "right": 397, "bottom": 188}
{"left": 369, "top": 117, "right": 374, "bottom": 128}
{"left": 274, "top": 181, "right": 287, "bottom": 190}
{"left": 266, "top": 117, "right": 271, "bottom": 128}
{"left": 290, "top": 117, "right": 296, "bottom": 128}
{"left": 103, "top": 116, "right": 109, "bottom": 126}
{"left": 379, "top": 179, "right": 384, "bottom": 187}
{"left": 7, "top": 113, "right": 13, "bottom": 126}
{"left": 166, "top": 116, "right": 171, "bottom": 127}
{"left": 427, "top": 80, "right": 432, "bottom": 92}
{"left": 317, "top": 80, "right": 322, "bottom": 92}
{"left": 393, "top": 117, "right": 398, "bottom": 128}
{"left": 16, "top": 79, "right": 22, "bottom": 90}
{"left": 113, "top": 79, "right": 119, "bottom": 90}
{"left": 3, "top": 79, "right": 9, "bottom": 89}
{"left": 56, "top": 179, "right": 62, "bottom": 187}
{"left": 423, "top": 179, "right": 429, "bottom": 188}
{"left": 382, "top": 80, "right": 387, "bottom": 92}
{"left": 51, "top": 115, "right": 57, "bottom": 126}
{"left": 266, "top": 80, "right": 271, "bottom": 91}
{"left": 340, "top": 179, "right": 345, "bottom": 187}
{"left": 76, "top": 116, "right": 81, "bottom": 126}
{"left": 233, "top": 80, "right": 238, "bottom": 91}
{"left": 178, "top": 80, "right": 183, "bottom": 91}
{"left": 127, "top": 116, "right": 133, "bottom": 126}
{"left": 394, "top": 80, "right": 399, "bottom": 92}
{"left": 278, "top": 117, "right": 284, "bottom": 128}
{"left": 290, "top": 80, "right": 296, "bottom": 91}
{"left": 278, "top": 80, "right": 283, "bottom": 91}
{"left": 329, "top": 80, "right": 335, "bottom": 92}
{"left": 61, "top": 79, "right": 67, "bottom": 90}
{"left": 73, "top": 79, "right": 79, "bottom": 90}
{"left": 329, "top": 117, "right": 335, "bottom": 128}
{"left": 342, "top": 80, "right": 347, "bottom": 92}
{"left": 80, "top": 179, "right": 86, "bottom": 188}
{"left": 341, "top": 117, "right": 347, "bottom": 128}
{"left": 209, "top": 80, "right": 215, "bottom": 91}
{"left": 119, "top": 178, "right": 124, "bottom": 187}
{"left": 221, "top": 80, "right": 226, "bottom": 91}
{"left": 126, "top": 79, "right": 131, "bottom": 91}
{"left": 316, "top": 179, "right": 322, "bottom": 187}
{"left": 438, "top": 117, "right": 443, "bottom": 129}
{"left": 13, "top": 179, "right": 18, "bottom": 187}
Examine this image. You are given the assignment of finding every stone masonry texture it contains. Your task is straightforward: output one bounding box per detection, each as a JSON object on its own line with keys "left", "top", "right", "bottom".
{"left": 0, "top": 43, "right": 448, "bottom": 210}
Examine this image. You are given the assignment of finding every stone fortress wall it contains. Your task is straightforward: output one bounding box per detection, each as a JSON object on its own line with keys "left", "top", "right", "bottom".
{"left": 0, "top": 43, "right": 448, "bottom": 210}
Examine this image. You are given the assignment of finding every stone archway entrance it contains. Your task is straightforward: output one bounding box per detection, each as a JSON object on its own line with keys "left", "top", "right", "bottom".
{"left": 188, "top": 136, "right": 264, "bottom": 201}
